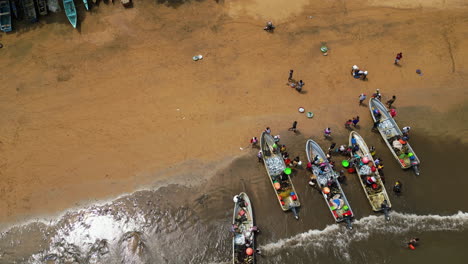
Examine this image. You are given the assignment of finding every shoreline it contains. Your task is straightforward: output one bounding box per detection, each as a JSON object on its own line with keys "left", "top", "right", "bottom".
{"left": 1, "top": 0, "right": 467, "bottom": 227}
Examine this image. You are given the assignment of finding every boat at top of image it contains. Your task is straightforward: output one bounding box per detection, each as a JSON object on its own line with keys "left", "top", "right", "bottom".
{"left": 37, "top": 0, "right": 48, "bottom": 15}
{"left": 306, "top": 139, "right": 354, "bottom": 229}
{"left": 349, "top": 131, "right": 391, "bottom": 219}
{"left": 121, "top": 0, "right": 131, "bottom": 8}
{"left": 83, "top": 0, "right": 88, "bottom": 10}
{"left": 0, "top": 0, "right": 12, "bottom": 32}
{"left": 63, "top": 0, "right": 77, "bottom": 28}
{"left": 369, "top": 98, "right": 421, "bottom": 175}
{"left": 22, "top": 0, "right": 37, "bottom": 22}
{"left": 232, "top": 192, "right": 256, "bottom": 264}
{"left": 10, "top": 0, "right": 17, "bottom": 19}
{"left": 260, "top": 131, "right": 300, "bottom": 219}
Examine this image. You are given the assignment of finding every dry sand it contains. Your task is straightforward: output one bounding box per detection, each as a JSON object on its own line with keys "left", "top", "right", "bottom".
{"left": 0, "top": 0, "right": 467, "bottom": 227}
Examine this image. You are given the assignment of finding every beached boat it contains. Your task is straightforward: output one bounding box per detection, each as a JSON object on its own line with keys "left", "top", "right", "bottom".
{"left": 306, "top": 139, "right": 354, "bottom": 228}
{"left": 37, "top": 0, "right": 48, "bottom": 15}
{"left": 349, "top": 131, "right": 391, "bottom": 219}
{"left": 10, "top": 0, "right": 17, "bottom": 18}
{"left": 121, "top": 0, "right": 131, "bottom": 8}
{"left": 369, "top": 98, "right": 421, "bottom": 175}
{"left": 83, "top": 0, "right": 88, "bottom": 10}
{"left": 22, "top": 0, "right": 37, "bottom": 22}
{"left": 63, "top": 0, "right": 77, "bottom": 28}
{"left": 0, "top": 0, "right": 12, "bottom": 32}
{"left": 232, "top": 192, "right": 255, "bottom": 264}
{"left": 260, "top": 131, "right": 300, "bottom": 219}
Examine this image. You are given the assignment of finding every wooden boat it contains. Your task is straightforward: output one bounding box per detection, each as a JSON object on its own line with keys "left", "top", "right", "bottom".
{"left": 10, "top": 0, "right": 17, "bottom": 18}
{"left": 63, "top": 0, "right": 77, "bottom": 28}
{"left": 121, "top": 0, "right": 131, "bottom": 8}
{"left": 22, "top": 0, "right": 37, "bottom": 22}
{"left": 0, "top": 0, "right": 12, "bottom": 32}
{"left": 83, "top": 0, "right": 88, "bottom": 10}
{"left": 37, "top": 0, "right": 48, "bottom": 15}
{"left": 369, "top": 98, "right": 421, "bottom": 175}
{"left": 306, "top": 139, "right": 354, "bottom": 228}
{"left": 349, "top": 131, "right": 391, "bottom": 219}
{"left": 232, "top": 192, "right": 255, "bottom": 264}
{"left": 260, "top": 131, "right": 300, "bottom": 219}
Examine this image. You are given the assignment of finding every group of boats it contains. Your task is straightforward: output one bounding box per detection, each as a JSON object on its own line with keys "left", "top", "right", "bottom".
{"left": 0, "top": 0, "right": 131, "bottom": 31}
{"left": 232, "top": 98, "right": 420, "bottom": 263}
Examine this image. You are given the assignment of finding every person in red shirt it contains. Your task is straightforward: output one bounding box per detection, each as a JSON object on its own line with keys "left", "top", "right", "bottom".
{"left": 390, "top": 108, "right": 397, "bottom": 117}
{"left": 395, "top": 52, "right": 403, "bottom": 65}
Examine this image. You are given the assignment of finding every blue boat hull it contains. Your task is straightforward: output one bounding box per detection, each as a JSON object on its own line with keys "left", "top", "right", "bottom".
{"left": 0, "top": 0, "right": 12, "bottom": 32}
{"left": 63, "top": 0, "right": 77, "bottom": 28}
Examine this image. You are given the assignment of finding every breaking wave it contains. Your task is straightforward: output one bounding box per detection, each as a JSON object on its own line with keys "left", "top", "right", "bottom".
{"left": 261, "top": 211, "right": 468, "bottom": 260}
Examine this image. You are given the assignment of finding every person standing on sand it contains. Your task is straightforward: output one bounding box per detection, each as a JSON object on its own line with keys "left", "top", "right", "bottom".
{"left": 288, "top": 121, "right": 298, "bottom": 132}
{"left": 250, "top": 137, "right": 258, "bottom": 147}
{"left": 352, "top": 116, "right": 360, "bottom": 127}
{"left": 345, "top": 119, "right": 352, "bottom": 129}
{"left": 288, "top": 70, "right": 294, "bottom": 81}
{"left": 386, "top": 95, "right": 396, "bottom": 108}
{"left": 257, "top": 151, "right": 263, "bottom": 162}
{"left": 390, "top": 108, "right": 397, "bottom": 118}
{"left": 265, "top": 127, "right": 271, "bottom": 134}
{"left": 359, "top": 93, "right": 367, "bottom": 105}
{"left": 395, "top": 52, "right": 403, "bottom": 65}
{"left": 296, "top": 80, "right": 304, "bottom": 92}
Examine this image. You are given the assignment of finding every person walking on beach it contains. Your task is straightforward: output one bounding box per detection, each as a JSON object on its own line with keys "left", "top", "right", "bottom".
{"left": 351, "top": 65, "right": 359, "bottom": 76}
{"left": 264, "top": 21, "right": 275, "bottom": 32}
{"left": 250, "top": 137, "right": 258, "bottom": 147}
{"left": 288, "top": 121, "right": 298, "bottom": 132}
{"left": 352, "top": 116, "right": 360, "bottom": 127}
{"left": 288, "top": 70, "right": 294, "bottom": 81}
{"left": 324, "top": 127, "right": 332, "bottom": 138}
{"left": 257, "top": 151, "right": 263, "bottom": 162}
{"left": 386, "top": 95, "right": 396, "bottom": 108}
{"left": 395, "top": 52, "right": 403, "bottom": 65}
{"left": 359, "top": 93, "right": 367, "bottom": 105}
{"left": 296, "top": 80, "right": 304, "bottom": 92}
{"left": 328, "top": 142, "right": 336, "bottom": 154}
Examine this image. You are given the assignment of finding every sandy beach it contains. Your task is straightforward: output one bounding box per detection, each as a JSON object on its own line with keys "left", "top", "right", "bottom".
{"left": 1, "top": 0, "right": 467, "bottom": 228}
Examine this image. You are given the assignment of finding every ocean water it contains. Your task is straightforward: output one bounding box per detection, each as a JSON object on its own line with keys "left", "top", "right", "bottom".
{"left": 1, "top": 130, "right": 467, "bottom": 264}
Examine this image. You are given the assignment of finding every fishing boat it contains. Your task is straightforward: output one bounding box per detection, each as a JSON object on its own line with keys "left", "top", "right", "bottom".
{"left": 121, "top": 0, "right": 131, "bottom": 8}
{"left": 369, "top": 98, "right": 421, "bottom": 175}
{"left": 83, "top": 0, "right": 88, "bottom": 10}
{"left": 260, "top": 131, "right": 300, "bottom": 219}
{"left": 10, "top": 0, "right": 17, "bottom": 18}
{"left": 349, "top": 131, "right": 391, "bottom": 220}
{"left": 232, "top": 192, "right": 255, "bottom": 264}
{"left": 37, "top": 0, "right": 48, "bottom": 15}
{"left": 63, "top": 0, "right": 77, "bottom": 28}
{"left": 306, "top": 139, "right": 354, "bottom": 228}
{"left": 22, "top": 0, "right": 37, "bottom": 22}
{"left": 0, "top": 0, "right": 12, "bottom": 32}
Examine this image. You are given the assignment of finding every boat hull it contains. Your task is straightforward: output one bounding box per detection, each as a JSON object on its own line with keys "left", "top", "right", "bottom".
{"left": 260, "top": 132, "right": 300, "bottom": 212}
{"left": 349, "top": 131, "right": 391, "bottom": 212}
{"left": 369, "top": 98, "right": 420, "bottom": 171}
{"left": 232, "top": 192, "right": 255, "bottom": 264}
{"left": 0, "top": 0, "right": 12, "bottom": 32}
{"left": 63, "top": 0, "right": 77, "bottom": 28}
{"left": 306, "top": 139, "right": 354, "bottom": 223}
{"left": 22, "top": 0, "right": 37, "bottom": 23}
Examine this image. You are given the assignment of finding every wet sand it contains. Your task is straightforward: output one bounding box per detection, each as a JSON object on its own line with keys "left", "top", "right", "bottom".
{"left": 1, "top": 0, "right": 467, "bottom": 230}
{"left": 0, "top": 131, "right": 467, "bottom": 263}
